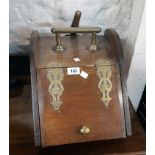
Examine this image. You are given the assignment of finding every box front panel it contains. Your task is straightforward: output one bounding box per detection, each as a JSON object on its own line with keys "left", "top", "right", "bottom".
{"left": 37, "top": 64, "right": 125, "bottom": 146}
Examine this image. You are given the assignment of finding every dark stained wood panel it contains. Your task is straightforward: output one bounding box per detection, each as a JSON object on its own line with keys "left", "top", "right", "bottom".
{"left": 33, "top": 35, "right": 118, "bottom": 69}
{"left": 38, "top": 64, "right": 125, "bottom": 146}
{"left": 30, "top": 29, "right": 131, "bottom": 147}
{"left": 9, "top": 85, "right": 146, "bottom": 155}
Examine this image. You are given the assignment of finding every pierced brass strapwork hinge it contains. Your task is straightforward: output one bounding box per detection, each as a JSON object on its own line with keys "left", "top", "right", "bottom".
{"left": 47, "top": 63, "right": 64, "bottom": 112}
{"left": 96, "top": 59, "right": 112, "bottom": 107}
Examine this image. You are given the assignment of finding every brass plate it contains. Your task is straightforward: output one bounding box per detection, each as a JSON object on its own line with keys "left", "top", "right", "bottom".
{"left": 96, "top": 59, "right": 112, "bottom": 107}
{"left": 47, "top": 63, "right": 64, "bottom": 112}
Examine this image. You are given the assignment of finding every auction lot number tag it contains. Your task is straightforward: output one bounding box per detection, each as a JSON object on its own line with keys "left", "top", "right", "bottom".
{"left": 67, "top": 67, "right": 80, "bottom": 75}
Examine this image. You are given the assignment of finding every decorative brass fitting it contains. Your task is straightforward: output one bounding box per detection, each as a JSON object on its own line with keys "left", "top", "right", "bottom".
{"left": 96, "top": 59, "right": 112, "bottom": 107}
{"left": 51, "top": 27, "right": 101, "bottom": 52}
{"left": 80, "top": 126, "right": 90, "bottom": 134}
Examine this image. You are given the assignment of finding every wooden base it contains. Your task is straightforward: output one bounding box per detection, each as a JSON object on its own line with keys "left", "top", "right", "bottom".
{"left": 10, "top": 84, "right": 145, "bottom": 155}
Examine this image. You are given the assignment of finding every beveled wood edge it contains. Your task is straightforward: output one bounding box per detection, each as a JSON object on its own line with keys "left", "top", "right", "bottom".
{"left": 116, "top": 64, "right": 126, "bottom": 138}
{"left": 30, "top": 30, "right": 41, "bottom": 146}
{"left": 104, "top": 29, "right": 132, "bottom": 136}
{"left": 104, "top": 151, "right": 146, "bottom": 155}
{"left": 30, "top": 30, "right": 40, "bottom": 48}
{"left": 30, "top": 30, "right": 41, "bottom": 69}
{"left": 36, "top": 69, "right": 47, "bottom": 147}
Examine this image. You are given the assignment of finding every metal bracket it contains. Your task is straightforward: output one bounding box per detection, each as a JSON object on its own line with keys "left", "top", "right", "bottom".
{"left": 47, "top": 63, "right": 64, "bottom": 112}
{"left": 96, "top": 59, "right": 112, "bottom": 107}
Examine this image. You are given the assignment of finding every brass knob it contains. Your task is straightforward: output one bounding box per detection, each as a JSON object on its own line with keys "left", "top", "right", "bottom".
{"left": 80, "top": 126, "right": 90, "bottom": 134}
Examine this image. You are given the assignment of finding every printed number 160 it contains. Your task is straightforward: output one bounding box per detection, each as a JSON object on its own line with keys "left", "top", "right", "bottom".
{"left": 71, "top": 69, "right": 77, "bottom": 73}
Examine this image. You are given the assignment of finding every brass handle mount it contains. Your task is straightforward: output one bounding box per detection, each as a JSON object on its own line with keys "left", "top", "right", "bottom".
{"left": 51, "top": 27, "right": 101, "bottom": 52}
{"left": 80, "top": 126, "right": 90, "bottom": 135}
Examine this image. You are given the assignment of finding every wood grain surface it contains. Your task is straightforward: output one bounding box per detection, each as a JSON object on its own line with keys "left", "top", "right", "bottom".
{"left": 9, "top": 85, "right": 146, "bottom": 155}
{"left": 38, "top": 64, "right": 125, "bottom": 146}
{"left": 104, "top": 29, "right": 132, "bottom": 136}
{"left": 30, "top": 30, "right": 131, "bottom": 146}
{"left": 33, "top": 34, "right": 118, "bottom": 69}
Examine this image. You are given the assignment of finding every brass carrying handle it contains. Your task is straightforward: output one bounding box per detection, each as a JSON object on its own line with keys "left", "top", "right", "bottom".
{"left": 51, "top": 27, "right": 101, "bottom": 52}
